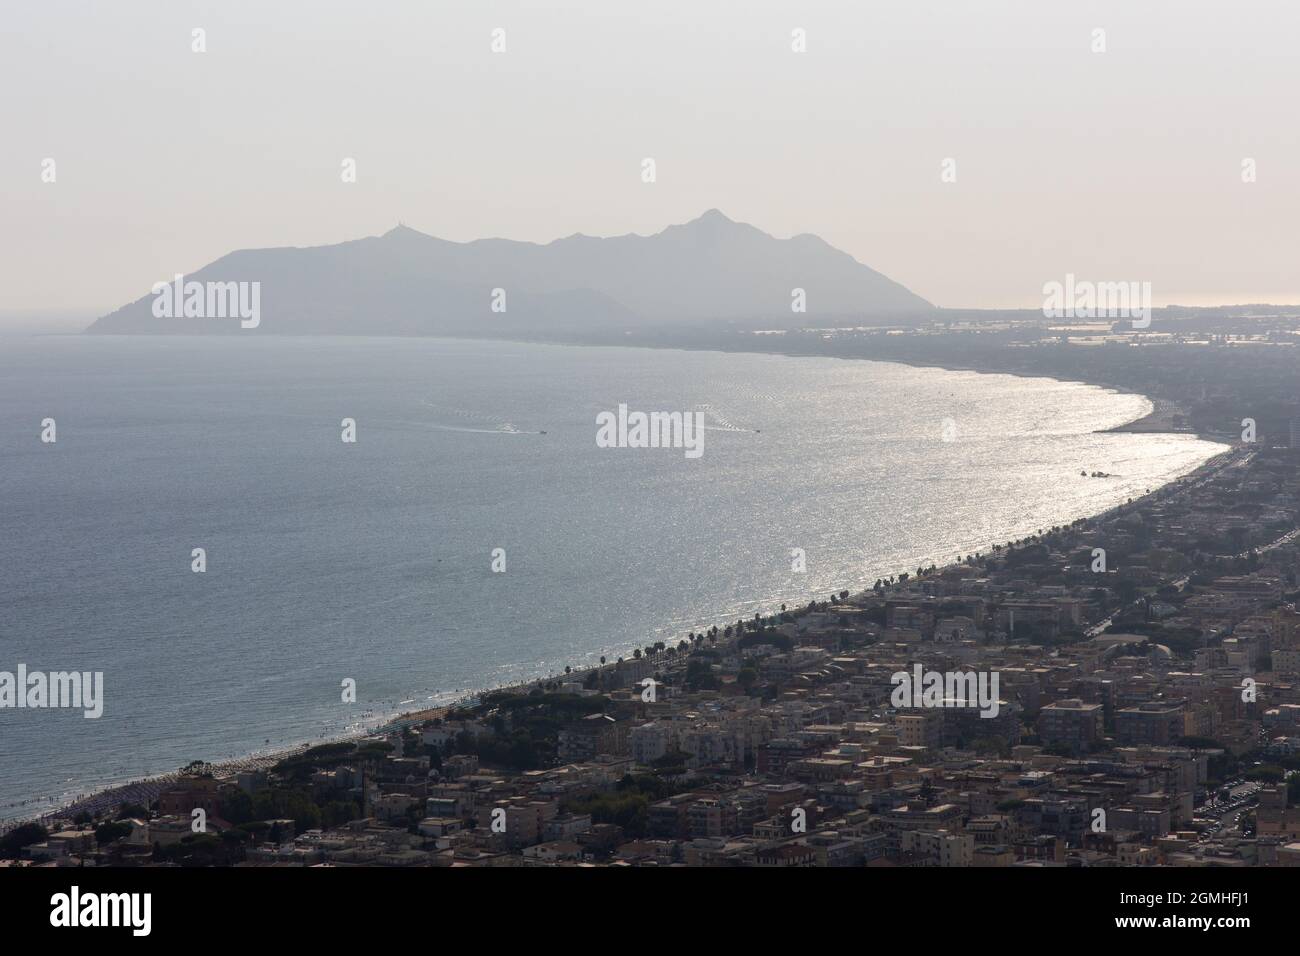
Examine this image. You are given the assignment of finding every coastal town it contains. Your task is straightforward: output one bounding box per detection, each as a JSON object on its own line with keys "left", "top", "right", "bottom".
{"left": 8, "top": 6, "right": 1300, "bottom": 943}
{"left": 6, "top": 400, "right": 1300, "bottom": 868}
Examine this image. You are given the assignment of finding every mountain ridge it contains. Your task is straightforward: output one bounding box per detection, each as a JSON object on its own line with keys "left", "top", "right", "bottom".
{"left": 85, "top": 210, "right": 933, "bottom": 336}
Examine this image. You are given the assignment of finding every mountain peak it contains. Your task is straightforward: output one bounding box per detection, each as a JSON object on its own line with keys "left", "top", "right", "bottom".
{"left": 382, "top": 223, "right": 429, "bottom": 240}
{"left": 661, "top": 208, "right": 754, "bottom": 239}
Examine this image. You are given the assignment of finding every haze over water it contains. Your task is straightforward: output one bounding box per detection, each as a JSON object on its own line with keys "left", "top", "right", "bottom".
{"left": 0, "top": 335, "right": 1225, "bottom": 817}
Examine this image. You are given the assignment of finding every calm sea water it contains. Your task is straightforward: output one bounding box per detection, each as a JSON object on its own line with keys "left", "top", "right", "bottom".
{"left": 0, "top": 335, "right": 1225, "bottom": 817}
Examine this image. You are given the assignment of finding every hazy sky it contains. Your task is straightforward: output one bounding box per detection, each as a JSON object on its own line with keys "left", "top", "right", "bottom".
{"left": 3, "top": 0, "right": 1299, "bottom": 323}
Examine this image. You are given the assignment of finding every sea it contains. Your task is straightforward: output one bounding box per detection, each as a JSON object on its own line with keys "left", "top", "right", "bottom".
{"left": 0, "top": 334, "right": 1226, "bottom": 818}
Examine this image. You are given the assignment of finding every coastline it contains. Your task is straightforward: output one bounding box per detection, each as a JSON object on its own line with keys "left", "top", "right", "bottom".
{"left": 1099, "top": 396, "right": 1190, "bottom": 434}
{"left": 482, "top": 332, "right": 1215, "bottom": 443}
{"left": 3, "top": 334, "right": 1230, "bottom": 831}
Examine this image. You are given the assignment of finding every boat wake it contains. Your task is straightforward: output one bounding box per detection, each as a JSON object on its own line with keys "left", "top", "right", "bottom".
{"left": 419, "top": 401, "right": 543, "bottom": 435}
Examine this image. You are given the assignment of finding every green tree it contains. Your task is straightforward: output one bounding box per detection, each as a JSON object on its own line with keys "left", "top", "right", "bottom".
{"left": 0, "top": 823, "right": 48, "bottom": 858}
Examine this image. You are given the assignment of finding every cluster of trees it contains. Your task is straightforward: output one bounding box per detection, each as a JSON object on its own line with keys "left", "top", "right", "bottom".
{"left": 219, "top": 786, "right": 360, "bottom": 833}
{"left": 1, "top": 798, "right": 159, "bottom": 859}
{"left": 561, "top": 772, "right": 687, "bottom": 841}
{"left": 0, "top": 822, "right": 48, "bottom": 858}
{"left": 683, "top": 655, "right": 720, "bottom": 691}
{"left": 736, "top": 629, "right": 793, "bottom": 653}
{"left": 447, "top": 692, "right": 609, "bottom": 771}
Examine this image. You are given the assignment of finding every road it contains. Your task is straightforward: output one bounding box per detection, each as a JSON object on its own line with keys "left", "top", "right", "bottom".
{"left": 1195, "top": 781, "right": 1263, "bottom": 842}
